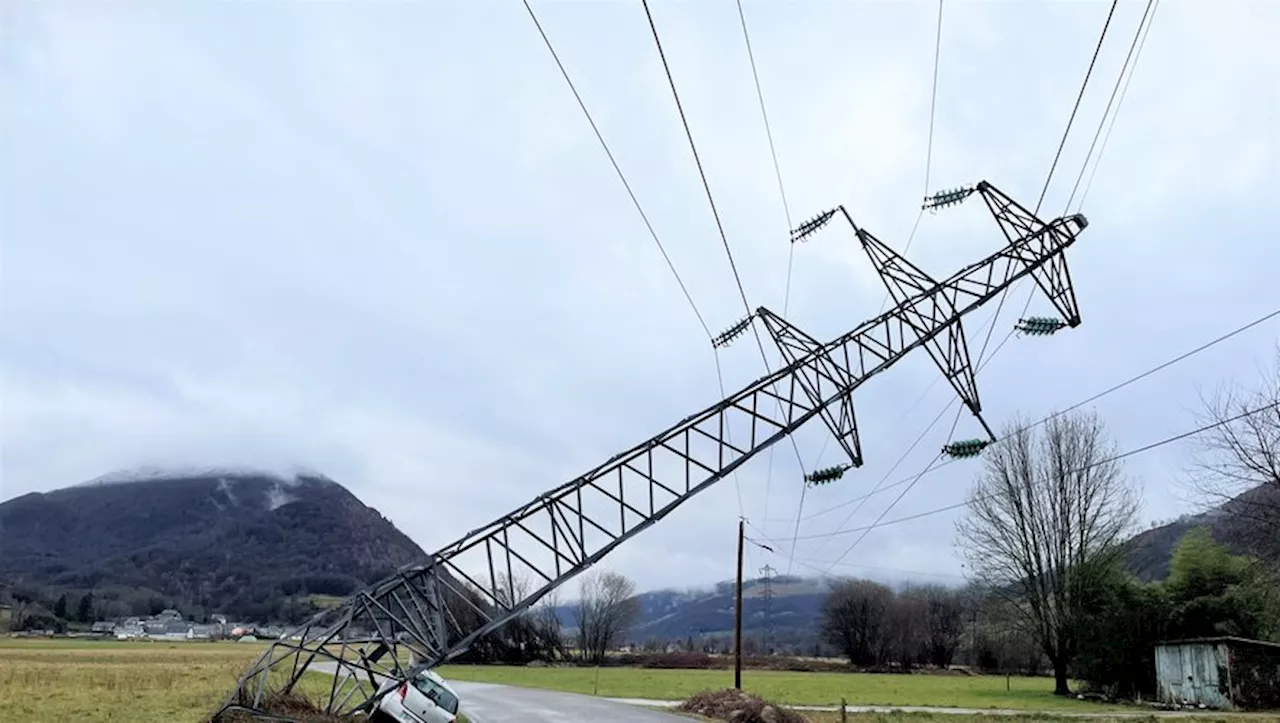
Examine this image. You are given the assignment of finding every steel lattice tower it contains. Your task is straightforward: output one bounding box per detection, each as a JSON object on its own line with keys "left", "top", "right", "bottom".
{"left": 214, "top": 181, "right": 1085, "bottom": 721}
{"left": 759, "top": 564, "right": 776, "bottom": 655}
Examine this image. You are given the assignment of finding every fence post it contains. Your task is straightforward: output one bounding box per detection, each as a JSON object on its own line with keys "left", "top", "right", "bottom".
{"left": 840, "top": 696, "right": 847, "bottom": 723}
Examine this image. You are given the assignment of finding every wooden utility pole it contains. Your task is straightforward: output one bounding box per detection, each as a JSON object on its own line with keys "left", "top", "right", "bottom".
{"left": 734, "top": 518, "right": 744, "bottom": 689}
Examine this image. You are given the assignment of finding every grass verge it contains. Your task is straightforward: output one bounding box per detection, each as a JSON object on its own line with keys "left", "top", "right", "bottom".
{"left": 435, "top": 664, "right": 1130, "bottom": 712}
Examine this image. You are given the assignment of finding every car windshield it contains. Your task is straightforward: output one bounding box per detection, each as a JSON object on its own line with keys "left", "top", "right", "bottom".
{"left": 412, "top": 675, "right": 459, "bottom": 714}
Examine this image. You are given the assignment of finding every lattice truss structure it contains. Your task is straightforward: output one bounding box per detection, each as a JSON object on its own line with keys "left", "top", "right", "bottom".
{"left": 214, "top": 181, "right": 1087, "bottom": 721}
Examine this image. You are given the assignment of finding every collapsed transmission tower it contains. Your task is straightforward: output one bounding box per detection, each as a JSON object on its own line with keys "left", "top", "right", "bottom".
{"left": 214, "top": 181, "right": 1085, "bottom": 721}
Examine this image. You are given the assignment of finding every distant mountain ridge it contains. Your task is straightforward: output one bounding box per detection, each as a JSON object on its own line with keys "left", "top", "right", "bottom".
{"left": 553, "top": 576, "right": 830, "bottom": 648}
{"left": 559, "top": 485, "right": 1276, "bottom": 647}
{"left": 1122, "top": 482, "right": 1278, "bottom": 581}
{"left": 0, "top": 470, "right": 425, "bottom": 622}
{"left": 78, "top": 465, "right": 329, "bottom": 487}
{"left": 5, "top": 467, "right": 1268, "bottom": 636}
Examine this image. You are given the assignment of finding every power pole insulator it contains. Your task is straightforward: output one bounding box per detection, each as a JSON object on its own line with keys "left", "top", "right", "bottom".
{"left": 922, "top": 186, "right": 976, "bottom": 211}
{"left": 713, "top": 315, "right": 754, "bottom": 349}
{"left": 790, "top": 209, "right": 837, "bottom": 243}
{"left": 805, "top": 464, "right": 851, "bottom": 486}
{"left": 943, "top": 438, "right": 990, "bottom": 459}
{"left": 1015, "top": 316, "right": 1068, "bottom": 336}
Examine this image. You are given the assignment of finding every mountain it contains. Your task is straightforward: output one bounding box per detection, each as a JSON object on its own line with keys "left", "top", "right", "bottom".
{"left": 554, "top": 576, "right": 831, "bottom": 649}
{"left": 1124, "top": 482, "right": 1279, "bottom": 581}
{"left": 554, "top": 486, "right": 1277, "bottom": 648}
{"left": 0, "top": 470, "right": 425, "bottom": 622}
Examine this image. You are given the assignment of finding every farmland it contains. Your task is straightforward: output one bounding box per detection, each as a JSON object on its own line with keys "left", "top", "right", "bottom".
{"left": 0, "top": 638, "right": 1271, "bottom": 723}
{"left": 0, "top": 638, "right": 271, "bottom": 722}
{"left": 435, "top": 664, "right": 1129, "bottom": 712}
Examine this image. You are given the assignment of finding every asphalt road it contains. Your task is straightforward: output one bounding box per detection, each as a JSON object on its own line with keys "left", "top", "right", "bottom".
{"left": 451, "top": 681, "right": 689, "bottom": 723}
{"left": 309, "top": 663, "right": 687, "bottom": 722}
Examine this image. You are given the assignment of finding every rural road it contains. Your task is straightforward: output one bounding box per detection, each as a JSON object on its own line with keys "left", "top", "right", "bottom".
{"left": 309, "top": 663, "right": 687, "bottom": 722}
{"left": 451, "top": 680, "right": 689, "bottom": 723}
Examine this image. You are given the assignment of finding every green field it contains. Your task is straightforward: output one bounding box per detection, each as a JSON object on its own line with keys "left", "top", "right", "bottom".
{"left": 2, "top": 639, "right": 1270, "bottom": 723}
{"left": 436, "top": 664, "right": 1129, "bottom": 712}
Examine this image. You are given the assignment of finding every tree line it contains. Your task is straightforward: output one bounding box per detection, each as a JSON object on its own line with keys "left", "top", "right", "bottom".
{"left": 7, "top": 349, "right": 1275, "bottom": 705}
{"left": 817, "top": 350, "right": 1280, "bottom": 698}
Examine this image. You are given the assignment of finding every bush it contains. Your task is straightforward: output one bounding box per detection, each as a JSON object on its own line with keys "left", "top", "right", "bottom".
{"left": 640, "top": 651, "right": 717, "bottom": 669}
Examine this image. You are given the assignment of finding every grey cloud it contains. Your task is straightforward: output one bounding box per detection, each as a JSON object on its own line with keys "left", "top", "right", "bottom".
{"left": 2, "top": 0, "right": 1277, "bottom": 592}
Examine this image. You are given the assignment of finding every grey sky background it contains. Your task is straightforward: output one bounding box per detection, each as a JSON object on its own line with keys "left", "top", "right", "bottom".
{"left": 2, "top": 0, "right": 1278, "bottom": 594}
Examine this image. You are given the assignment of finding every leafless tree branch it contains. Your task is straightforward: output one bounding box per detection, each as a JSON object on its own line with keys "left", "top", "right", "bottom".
{"left": 956, "top": 409, "right": 1139, "bottom": 695}
{"left": 574, "top": 569, "right": 639, "bottom": 665}
{"left": 1191, "top": 345, "right": 1280, "bottom": 559}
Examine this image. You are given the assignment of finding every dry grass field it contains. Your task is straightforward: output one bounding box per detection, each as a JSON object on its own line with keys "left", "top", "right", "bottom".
{"left": 0, "top": 638, "right": 270, "bottom": 722}
{"left": 0, "top": 638, "right": 477, "bottom": 722}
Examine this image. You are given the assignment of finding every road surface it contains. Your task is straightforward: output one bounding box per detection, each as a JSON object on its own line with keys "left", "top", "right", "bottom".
{"left": 452, "top": 681, "right": 690, "bottom": 723}
{"left": 309, "top": 663, "right": 687, "bottom": 722}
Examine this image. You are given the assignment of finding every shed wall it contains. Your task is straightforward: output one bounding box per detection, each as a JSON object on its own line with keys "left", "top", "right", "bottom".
{"left": 1154, "top": 642, "right": 1232, "bottom": 709}
{"left": 1228, "top": 642, "right": 1280, "bottom": 710}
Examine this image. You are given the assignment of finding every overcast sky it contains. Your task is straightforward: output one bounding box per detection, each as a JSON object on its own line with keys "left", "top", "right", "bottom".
{"left": 3, "top": 0, "right": 1278, "bottom": 595}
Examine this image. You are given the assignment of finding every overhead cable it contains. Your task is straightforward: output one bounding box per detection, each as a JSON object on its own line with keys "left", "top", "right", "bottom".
{"left": 1064, "top": 0, "right": 1157, "bottom": 213}
{"left": 975, "top": 0, "right": 1120, "bottom": 371}
{"left": 1078, "top": 0, "right": 1161, "bottom": 212}
{"left": 735, "top": 0, "right": 798, "bottom": 535}
{"left": 640, "top": 0, "right": 807, "bottom": 530}
{"left": 792, "top": 305, "right": 1280, "bottom": 535}
{"left": 786, "top": 400, "right": 1280, "bottom": 542}
{"left": 524, "top": 0, "right": 745, "bottom": 513}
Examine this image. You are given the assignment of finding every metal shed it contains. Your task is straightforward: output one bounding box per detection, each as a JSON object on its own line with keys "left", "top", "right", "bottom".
{"left": 1154, "top": 636, "right": 1280, "bottom": 710}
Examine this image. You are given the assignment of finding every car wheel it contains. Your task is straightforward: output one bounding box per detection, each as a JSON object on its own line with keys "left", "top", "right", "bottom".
{"left": 369, "top": 710, "right": 397, "bottom": 723}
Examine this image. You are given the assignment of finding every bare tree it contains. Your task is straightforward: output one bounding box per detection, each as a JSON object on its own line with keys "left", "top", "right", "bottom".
{"left": 919, "top": 584, "right": 965, "bottom": 668}
{"left": 575, "top": 570, "right": 639, "bottom": 665}
{"left": 820, "top": 579, "right": 892, "bottom": 666}
{"left": 956, "top": 410, "right": 1138, "bottom": 696}
{"left": 1192, "top": 346, "right": 1280, "bottom": 559}
{"left": 887, "top": 592, "right": 926, "bottom": 669}
{"left": 532, "top": 588, "right": 567, "bottom": 660}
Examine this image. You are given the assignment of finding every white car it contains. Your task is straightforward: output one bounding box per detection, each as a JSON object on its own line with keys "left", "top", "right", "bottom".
{"left": 373, "top": 669, "right": 461, "bottom": 723}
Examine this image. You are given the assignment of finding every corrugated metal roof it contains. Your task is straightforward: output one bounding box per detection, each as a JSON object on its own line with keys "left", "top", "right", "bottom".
{"left": 1157, "top": 636, "right": 1280, "bottom": 650}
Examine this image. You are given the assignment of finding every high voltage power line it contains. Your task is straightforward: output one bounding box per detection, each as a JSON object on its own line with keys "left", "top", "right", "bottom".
{"left": 640, "top": 0, "right": 808, "bottom": 532}
{"left": 1078, "top": 0, "right": 1161, "bottom": 212}
{"left": 520, "top": 0, "right": 709, "bottom": 340}
{"left": 745, "top": 520, "right": 972, "bottom": 581}
{"left": 803, "top": 315, "right": 1006, "bottom": 561}
{"left": 781, "top": 305, "right": 1279, "bottom": 546}
{"left": 878, "top": 0, "right": 947, "bottom": 318}
{"left": 980, "top": 0, "right": 1161, "bottom": 382}
{"left": 1065, "top": 0, "right": 1157, "bottom": 213}
{"left": 978, "top": 0, "right": 1159, "bottom": 377}
{"left": 797, "top": 0, "right": 1152, "bottom": 552}
{"left": 522, "top": 0, "right": 756, "bottom": 515}
{"left": 803, "top": 0, "right": 949, "bottom": 568}
{"left": 734, "top": 0, "right": 799, "bottom": 544}
{"left": 785, "top": 400, "right": 1280, "bottom": 544}
{"left": 974, "top": 0, "right": 1120, "bottom": 373}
